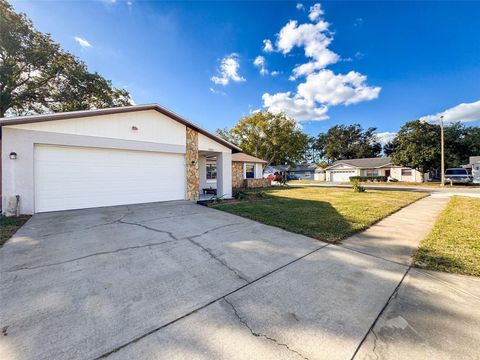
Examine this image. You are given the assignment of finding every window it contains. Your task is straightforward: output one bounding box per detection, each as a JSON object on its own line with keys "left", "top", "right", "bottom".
{"left": 206, "top": 163, "right": 217, "bottom": 180}
{"left": 245, "top": 164, "right": 255, "bottom": 179}
{"left": 401, "top": 169, "right": 412, "bottom": 176}
{"left": 445, "top": 169, "right": 468, "bottom": 176}
{"left": 304, "top": 172, "right": 311, "bottom": 177}
{"left": 366, "top": 170, "right": 378, "bottom": 177}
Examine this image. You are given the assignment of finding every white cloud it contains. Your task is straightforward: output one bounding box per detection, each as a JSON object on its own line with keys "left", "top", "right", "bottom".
{"left": 209, "top": 87, "right": 226, "bottom": 96}
{"left": 276, "top": 20, "right": 339, "bottom": 78}
{"left": 297, "top": 70, "right": 381, "bottom": 106}
{"left": 308, "top": 3, "right": 324, "bottom": 22}
{"left": 376, "top": 132, "right": 397, "bottom": 145}
{"left": 353, "top": 18, "right": 364, "bottom": 27}
{"left": 263, "top": 70, "right": 380, "bottom": 121}
{"left": 263, "top": 39, "right": 274, "bottom": 53}
{"left": 253, "top": 56, "right": 268, "bottom": 76}
{"left": 259, "top": 2, "right": 381, "bottom": 122}
{"left": 355, "top": 51, "right": 364, "bottom": 59}
{"left": 296, "top": 3, "right": 304, "bottom": 10}
{"left": 419, "top": 100, "right": 480, "bottom": 123}
{"left": 211, "top": 53, "right": 246, "bottom": 86}
{"left": 262, "top": 92, "right": 329, "bottom": 121}
{"left": 74, "top": 36, "right": 92, "bottom": 48}
{"left": 270, "top": 70, "right": 280, "bottom": 76}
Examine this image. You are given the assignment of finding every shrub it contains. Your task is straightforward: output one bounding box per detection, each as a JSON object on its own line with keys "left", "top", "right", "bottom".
{"left": 349, "top": 176, "right": 388, "bottom": 182}
{"left": 233, "top": 189, "right": 268, "bottom": 201}
{"left": 351, "top": 179, "right": 366, "bottom": 193}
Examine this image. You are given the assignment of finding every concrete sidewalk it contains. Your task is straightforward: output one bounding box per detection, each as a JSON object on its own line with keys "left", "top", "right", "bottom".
{"left": 340, "top": 195, "right": 449, "bottom": 264}
{"left": 354, "top": 269, "right": 480, "bottom": 360}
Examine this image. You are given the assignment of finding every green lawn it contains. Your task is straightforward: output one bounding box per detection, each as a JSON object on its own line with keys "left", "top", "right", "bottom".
{"left": 213, "top": 187, "right": 427, "bottom": 243}
{"left": 0, "top": 216, "right": 30, "bottom": 247}
{"left": 414, "top": 196, "right": 480, "bottom": 276}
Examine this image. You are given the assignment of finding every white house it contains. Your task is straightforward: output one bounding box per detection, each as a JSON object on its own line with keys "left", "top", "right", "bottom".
{"left": 325, "top": 157, "right": 423, "bottom": 182}
{"left": 0, "top": 104, "right": 242, "bottom": 214}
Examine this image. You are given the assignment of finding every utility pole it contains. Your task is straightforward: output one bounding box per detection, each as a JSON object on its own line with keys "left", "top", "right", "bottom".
{"left": 440, "top": 115, "right": 445, "bottom": 186}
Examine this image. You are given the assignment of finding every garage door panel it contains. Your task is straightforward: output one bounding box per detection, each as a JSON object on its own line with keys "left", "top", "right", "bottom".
{"left": 330, "top": 170, "right": 356, "bottom": 182}
{"left": 34, "top": 145, "right": 186, "bottom": 212}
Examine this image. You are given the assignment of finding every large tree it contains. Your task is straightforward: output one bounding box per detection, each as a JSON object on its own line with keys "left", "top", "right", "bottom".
{"left": 390, "top": 120, "right": 440, "bottom": 173}
{"left": 389, "top": 121, "right": 480, "bottom": 172}
{"left": 314, "top": 124, "right": 382, "bottom": 163}
{"left": 0, "top": 0, "right": 132, "bottom": 117}
{"left": 216, "top": 111, "right": 309, "bottom": 166}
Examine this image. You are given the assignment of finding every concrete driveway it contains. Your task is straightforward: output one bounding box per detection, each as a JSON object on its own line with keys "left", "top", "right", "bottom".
{"left": 1, "top": 199, "right": 479, "bottom": 359}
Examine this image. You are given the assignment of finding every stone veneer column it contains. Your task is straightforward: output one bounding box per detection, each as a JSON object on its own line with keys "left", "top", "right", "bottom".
{"left": 186, "top": 127, "right": 199, "bottom": 200}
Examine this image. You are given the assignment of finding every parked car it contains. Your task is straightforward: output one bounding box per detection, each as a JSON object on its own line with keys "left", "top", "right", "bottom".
{"left": 444, "top": 168, "right": 473, "bottom": 184}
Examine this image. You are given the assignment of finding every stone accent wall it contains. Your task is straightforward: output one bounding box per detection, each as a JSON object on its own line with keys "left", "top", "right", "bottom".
{"left": 232, "top": 162, "right": 244, "bottom": 188}
{"left": 186, "top": 128, "right": 199, "bottom": 200}
{"left": 244, "top": 178, "right": 271, "bottom": 188}
{"left": 232, "top": 161, "right": 271, "bottom": 189}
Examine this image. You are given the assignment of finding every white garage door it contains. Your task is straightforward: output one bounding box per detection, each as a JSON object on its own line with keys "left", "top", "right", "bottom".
{"left": 330, "top": 170, "right": 356, "bottom": 182}
{"left": 34, "top": 145, "right": 186, "bottom": 212}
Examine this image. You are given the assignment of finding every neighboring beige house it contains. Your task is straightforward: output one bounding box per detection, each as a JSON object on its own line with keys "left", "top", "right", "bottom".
{"left": 1, "top": 104, "right": 243, "bottom": 214}
{"left": 325, "top": 157, "right": 423, "bottom": 182}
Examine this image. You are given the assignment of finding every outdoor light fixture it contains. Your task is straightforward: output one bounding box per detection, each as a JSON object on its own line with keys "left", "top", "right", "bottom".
{"left": 9, "top": 152, "right": 17, "bottom": 160}
{"left": 131, "top": 126, "right": 138, "bottom": 131}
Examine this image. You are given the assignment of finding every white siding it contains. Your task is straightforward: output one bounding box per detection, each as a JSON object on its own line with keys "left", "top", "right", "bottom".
{"left": 198, "top": 133, "right": 230, "bottom": 153}
{"left": 7, "top": 110, "right": 186, "bottom": 146}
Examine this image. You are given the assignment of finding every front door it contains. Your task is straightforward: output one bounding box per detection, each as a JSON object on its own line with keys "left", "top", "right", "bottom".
{"left": 385, "top": 170, "right": 391, "bottom": 177}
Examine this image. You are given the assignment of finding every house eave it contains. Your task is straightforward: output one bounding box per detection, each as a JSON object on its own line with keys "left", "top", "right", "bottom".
{"left": 0, "top": 104, "right": 242, "bottom": 153}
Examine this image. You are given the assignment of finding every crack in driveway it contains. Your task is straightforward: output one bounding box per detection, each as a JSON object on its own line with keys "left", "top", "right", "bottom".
{"left": 4, "top": 239, "right": 179, "bottom": 272}
{"left": 93, "top": 245, "right": 327, "bottom": 359}
{"left": 223, "top": 298, "right": 310, "bottom": 360}
{"left": 117, "top": 219, "right": 178, "bottom": 241}
{"left": 184, "top": 222, "right": 250, "bottom": 282}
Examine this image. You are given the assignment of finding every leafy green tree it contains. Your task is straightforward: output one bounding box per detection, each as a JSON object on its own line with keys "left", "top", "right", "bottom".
{"left": 216, "top": 111, "right": 309, "bottom": 166}
{"left": 443, "top": 123, "right": 480, "bottom": 166}
{"left": 463, "top": 126, "right": 480, "bottom": 159}
{"left": 303, "top": 136, "right": 324, "bottom": 163}
{"left": 315, "top": 124, "right": 382, "bottom": 163}
{"left": 389, "top": 121, "right": 480, "bottom": 172}
{"left": 390, "top": 120, "right": 440, "bottom": 173}
{"left": 0, "top": 0, "right": 132, "bottom": 117}
{"left": 383, "top": 141, "right": 396, "bottom": 156}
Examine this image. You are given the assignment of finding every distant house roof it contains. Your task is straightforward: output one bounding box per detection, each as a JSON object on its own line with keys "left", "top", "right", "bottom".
{"left": 232, "top": 153, "right": 267, "bottom": 163}
{"left": 0, "top": 104, "right": 242, "bottom": 153}
{"left": 326, "top": 157, "right": 393, "bottom": 170}
{"left": 264, "top": 165, "right": 290, "bottom": 173}
{"left": 289, "top": 164, "right": 318, "bottom": 172}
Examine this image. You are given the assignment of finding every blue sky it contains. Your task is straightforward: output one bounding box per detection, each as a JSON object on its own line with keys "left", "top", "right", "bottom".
{"left": 11, "top": 0, "right": 480, "bottom": 141}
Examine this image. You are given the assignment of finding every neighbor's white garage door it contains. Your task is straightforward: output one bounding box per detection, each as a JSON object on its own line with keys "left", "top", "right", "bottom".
{"left": 330, "top": 170, "right": 356, "bottom": 182}
{"left": 34, "top": 145, "right": 186, "bottom": 212}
